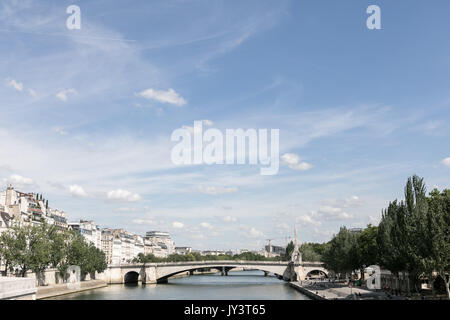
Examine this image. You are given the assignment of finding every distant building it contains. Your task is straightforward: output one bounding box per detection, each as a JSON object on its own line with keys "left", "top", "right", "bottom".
{"left": 49, "top": 209, "right": 68, "bottom": 230}
{"left": 68, "top": 220, "right": 102, "bottom": 249}
{"left": 264, "top": 245, "right": 285, "bottom": 257}
{"left": 202, "top": 250, "right": 225, "bottom": 256}
{"left": 101, "top": 229, "right": 114, "bottom": 264}
{"left": 0, "top": 186, "right": 57, "bottom": 227}
{"left": 101, "top": 228, "right": 145, "bottom": 264}
{"left": 145, "top": 231, "right": 175, "bottom": 258}
{"left": 175, "top": 247, "right": 192, "bottom": 255}
{"left": 0, "top": 186, "right": 184, "bottom": 267}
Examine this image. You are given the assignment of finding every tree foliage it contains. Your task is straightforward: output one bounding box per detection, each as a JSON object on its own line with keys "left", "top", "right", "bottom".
{"left": 0, "top": 223, "right": 107, "bottom": 279}
{"left": 322, "top": 227, "right": 359, "bottom": 277}
{"left": 319, "top": 175, "right": 450, "bottom": 298}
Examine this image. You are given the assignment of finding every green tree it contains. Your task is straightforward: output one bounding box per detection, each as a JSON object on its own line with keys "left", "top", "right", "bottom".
{"left": 48, "top": 227, "right": 72, "bottom": 276}
{"left": 300, "top": 243, "right": 323, "bottom": 262}
{"left": 356, "top": 225, "right": 379, "bottom": 280}
{"left": 28, "top": 223, "right": 52, "bottom": 276}
{"left": 0, "top": 229, "right": 16, "bottom": 276}
{"left": 377, "top": 175, "right": 449, "bottom": 296}
{"left": 284, "top": 241, "right": 294, "bottom": 261}
{"left": 426, "top": 189, "right": 450, "bottom": 299}
{"left": 9, "top": 224, "right": 37, "bottom": 277}
{"left": 323, "top": 227, "right": 359, "bottom": 279}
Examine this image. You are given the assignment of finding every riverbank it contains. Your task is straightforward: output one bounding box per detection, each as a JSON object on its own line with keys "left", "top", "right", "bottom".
{"left": 289, "top": 281, "right": 388, "bottom": 300}
{"left": 37, "top": 280, "right": 107, "bottom": 300}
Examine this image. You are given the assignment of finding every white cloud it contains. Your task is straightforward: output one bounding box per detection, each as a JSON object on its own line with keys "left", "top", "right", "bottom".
{"left": 249, "top": 227, "right": 264, "bottom": 238}
{"left": 318, "top": 205, "right": 353, "bottom": 220}
{"left": 114, "top": 207, "right": 139, "bottom": 213}
{"left": 172, "top": 221, "right": 184, "bottom": 229}
{"left": 313, "top": 228, "right": 333, "bottom": 238}
{"left": 53, "top": 127, "right": 68, "bottom": 136}
{"left": 137, "top": 88, "right": 186, "bottom": 106}
{"left": 7, "top": 174, "right": 34, "bottom": 185}
{"left": 200, "top": 222, "right": 213, "bottom": 229}
{"left": 6, "top": 79, "right": 23, "bottom": 91}
{"left": 296, "top": 213, "right": 322, "bottom": 226}
{"left": 56, "top": 88, "right": 77, "bottom": 102}
{"left": 276, "top": 222, "right": 291, "bottom": 234}
{"left": 197, "top": 185, "right": 238, "bottom": 195}
{"left": 281, "top": 153, "right": 313, "bottom": 171}
{"left": 322, "top": 195, "right": 363, "bottom": 209}
{"left": 222, "top": 216, "right": 237, "bottom": 223}
{"left": 132, "top": 218, "right": 156, "bottom": 225}
{"left": 69, "top": 184, "right": 88, "bottom": 198}
{"left": 107, "top": 189, "right": 141, "bottom": 202}
{"left": 441, "top": 157, "right": 450, "bottom": 167}
{"left": 28, "top": 88, "right": 38, "bottom": 98}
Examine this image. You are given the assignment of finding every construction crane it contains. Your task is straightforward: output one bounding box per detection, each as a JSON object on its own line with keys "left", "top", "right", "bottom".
{"left": 265, "top": 237, "right": 288, "bottom": 251}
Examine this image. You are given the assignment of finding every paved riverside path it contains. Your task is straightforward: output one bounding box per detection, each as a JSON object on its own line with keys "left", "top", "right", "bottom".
{"left": 37, "top": 280, "right": 107, "bottom": 299}
{"left": 290, "top": 280, "right": 389, "bottom": 300}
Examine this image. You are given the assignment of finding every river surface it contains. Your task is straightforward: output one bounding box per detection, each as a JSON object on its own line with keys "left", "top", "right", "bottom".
{"left": 49, "top": 270, "right": 309, "bottom": 300}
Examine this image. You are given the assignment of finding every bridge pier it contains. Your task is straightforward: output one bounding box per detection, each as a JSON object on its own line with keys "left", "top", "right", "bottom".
{"left": 264, "top": 271, "right": 269, "bottom": 277}
{"left": 221, "top": 267, "right": 228, "bottom": 276}
{"left": 143, "top": 266, "right": 157, "bottom": 284}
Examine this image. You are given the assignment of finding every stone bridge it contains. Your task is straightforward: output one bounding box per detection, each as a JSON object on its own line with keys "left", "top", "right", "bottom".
{"left": 101, "top": 261, "right": 328, "bottom": 284}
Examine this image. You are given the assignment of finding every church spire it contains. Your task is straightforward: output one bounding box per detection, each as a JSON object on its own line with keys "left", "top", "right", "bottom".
{"left": 291, "top": 226, "right": 302, "bottom": 263}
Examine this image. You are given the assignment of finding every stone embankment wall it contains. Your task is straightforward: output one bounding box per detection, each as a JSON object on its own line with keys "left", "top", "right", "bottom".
{"left": 4, "top": 268, "right": 102, "bottom": 287}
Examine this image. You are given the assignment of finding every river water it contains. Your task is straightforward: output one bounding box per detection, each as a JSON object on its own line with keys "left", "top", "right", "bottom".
{"left": 49, "top": 270, "right": 309, "bottom": 300}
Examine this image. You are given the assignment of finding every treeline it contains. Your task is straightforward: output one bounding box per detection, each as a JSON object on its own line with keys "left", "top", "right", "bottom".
{"left": 0, "top": 222, "right": 107, "bottom": 280}
{"left": 284, "top": 239, "right": 328, "bottom": 262}
{"left": 133, "top": 251, "right": 283, "bottom": 264}
{"left": 317, "top": 176, "right": 449, "bottom": 298}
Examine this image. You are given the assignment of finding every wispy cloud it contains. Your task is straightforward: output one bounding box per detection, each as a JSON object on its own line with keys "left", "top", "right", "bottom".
{"left": 281, "top": 153, "right": 313, "bottom": 171}
{"left": 197, "top": 185, "right": 238, "bottom": 195}
{"left": 107, "top": 189, "right": 141, "bottom": 202}
{"left": 52, "top": 127, "right": 68, "bottom": 136}
{"left": 172, "top": 221, "right": 184, "bottom": 229}
{"left": 441, "top": 157, "right": 450, "bottom": 167}
{"left": 56, "top": 88, "right": 77, "bottom": 102}
{"left": 5, "top": 174, "right": 34, "bottom": 185}
{"left": 137, "top": 88, "right": 186, "bottom": 106}
{"left": 69, "top": 184, "right": 88, "bottom": 198}
{"left": 6, "top": 79, "right": 23, "bottom": 91}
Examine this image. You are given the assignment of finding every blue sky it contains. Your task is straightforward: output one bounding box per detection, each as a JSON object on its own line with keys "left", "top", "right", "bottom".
{"left": 1, "top": 0, "right": 449, "bottom": 251}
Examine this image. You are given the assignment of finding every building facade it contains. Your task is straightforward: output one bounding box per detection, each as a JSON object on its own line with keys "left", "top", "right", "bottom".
{"left": 68, "top": 220, "right": 102, "bottom": 249}
{"left": 144, "top": 231, "right": 175, "bottom": 258}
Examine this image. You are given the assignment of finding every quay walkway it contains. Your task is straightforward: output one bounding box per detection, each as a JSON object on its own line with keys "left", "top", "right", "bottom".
{"left": 290, "top": 280, "right": 388, "bottom": 300}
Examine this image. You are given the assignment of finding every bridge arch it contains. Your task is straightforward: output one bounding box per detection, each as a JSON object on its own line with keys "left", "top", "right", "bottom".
{"left": 305, "top": 269, "right": 329, "bottom": 279}
{"left": 124, "top": 271, "right": 140, "bottom": 283}
{"left": 123, "top": 268, "right": 146, "bottom": 283}
{"left": 155, "top": 264, "right": 286, "bottom": 283}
